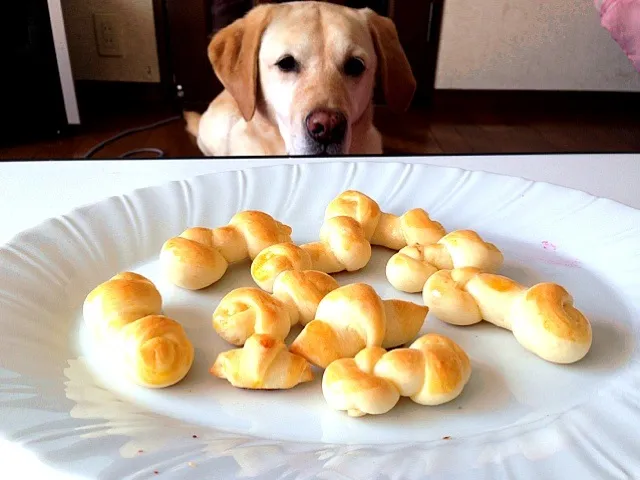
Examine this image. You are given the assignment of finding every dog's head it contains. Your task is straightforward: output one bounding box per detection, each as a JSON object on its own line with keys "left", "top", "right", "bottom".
{"left": 207, "top": 1, "right": 416, "bottom": 155}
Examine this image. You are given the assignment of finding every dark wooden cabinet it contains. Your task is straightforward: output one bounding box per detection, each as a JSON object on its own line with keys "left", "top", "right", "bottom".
{"left": 1, "top": 0, "right": 70, "bottom": 145}
{"left": 164, "top": 0, "right": 444, "bottom": 111}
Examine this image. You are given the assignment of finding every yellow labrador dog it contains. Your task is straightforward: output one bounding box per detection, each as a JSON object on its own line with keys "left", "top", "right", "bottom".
{"left": 185, "top": 1, "right": 416, "bottom": 156}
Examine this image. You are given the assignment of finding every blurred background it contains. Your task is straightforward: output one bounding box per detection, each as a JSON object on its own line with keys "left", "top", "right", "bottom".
{"left": 1, "top": 0, "right": 639, "bottom": 159}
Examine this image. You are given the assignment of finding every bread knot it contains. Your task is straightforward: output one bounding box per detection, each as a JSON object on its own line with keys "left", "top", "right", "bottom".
{"left": 160, "top": 210, "right": 292, "bottom": 290}
{"left": 212, "top": 287, "right": 293, "bottom": 346}
{"left": 386, "top": 229, "right": 504, "bottom": 293}
{"left": 211, "top": 333, "right": 314, "bottom": 390}
{"left": 212, "top": 269, "right": 339, "bottom": 345}
{"left": 250, "top": 216, "right": 370, "bottom": 290}
{"left": 120, "top": 314, "right": 195, "bottom": 388}
{"left": 289, "top": 283, "right": 428, "bottom": 368}
{"left": 272, "top": 270, "right": 340, "bottom": 326}
{"left": 325, "top": 190, "right": 446, "bottom": 250}
{"left": 423, "top": 268, "right": 593, "bottom": 364}
{"left": 321, "top": 333, "right": 471, "bottom": 417}
{"left": 82, "top": 272, "right": 194, "bottom": 388}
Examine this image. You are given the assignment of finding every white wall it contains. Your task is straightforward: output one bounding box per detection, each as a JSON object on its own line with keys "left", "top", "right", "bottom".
{"left": 435, "top": 0, "right": 640, "bottom": 91}
{"left": 61, "top": 0, "right": 161, "bottom": 83}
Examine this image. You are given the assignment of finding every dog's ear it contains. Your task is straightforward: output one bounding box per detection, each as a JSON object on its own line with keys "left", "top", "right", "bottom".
{"left": 207, "top": 5, "right": 274, "bottom": 121}
{"left": 363, "top": 9, "right": 417, "bottom": 113}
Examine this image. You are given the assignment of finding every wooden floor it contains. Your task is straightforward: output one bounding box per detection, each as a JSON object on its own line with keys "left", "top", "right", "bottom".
{"left": 1, "top": 96, "right": 639, "bottom": 160}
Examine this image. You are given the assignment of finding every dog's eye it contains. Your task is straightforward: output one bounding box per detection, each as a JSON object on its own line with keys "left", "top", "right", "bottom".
{"left": 344, "top": 57, "right": 366, "bottom": 77}
{"left": 276, "top": 55, "right": 299, "bottom": 73}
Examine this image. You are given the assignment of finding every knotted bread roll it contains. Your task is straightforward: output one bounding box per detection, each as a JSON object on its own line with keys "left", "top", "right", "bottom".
{"left": 83, "top": 272, "right": 194, "bottom": 388}
{"left": 423, "top": 267, "right": 593, "bottom": 364}
{"left": 212, "top": 270, "right": 339, "bottom": 345}
{"left": 386, "top": 230, "right": 504, "bottom": 293}
{"left": 324, "top": 190, "right": 446, "bottom": 250}
{"left": 272, "top": 270, "right": 340, "bottom": 326}
{"left": 289, "top": 283, "right": 428, "bottom": 369}
{"left": 160, "top": 210, "right": 293, "bottom": 290}
{"left": 251, "top": 217, "right": 371, "bottom": 291}
{"left": 322, "top": 333, "right": 471, "bottom": 417}
{"left": 210, "top": 333, "right": 313, "bottom": 390}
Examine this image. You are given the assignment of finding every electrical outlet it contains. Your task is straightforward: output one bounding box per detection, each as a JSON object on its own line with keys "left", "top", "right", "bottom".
{"left": 93, "top": 13, "right": 124, "bottom": 57}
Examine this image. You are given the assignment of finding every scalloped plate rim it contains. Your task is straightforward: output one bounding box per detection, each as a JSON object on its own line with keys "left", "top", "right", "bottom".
{"left": 4, "top": 159, "right": 637, "bottom": 250}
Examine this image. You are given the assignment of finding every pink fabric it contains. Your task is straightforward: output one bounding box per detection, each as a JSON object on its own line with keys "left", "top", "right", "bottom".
{"left": 597, "top": 0, "right": 640, "bottom": 72}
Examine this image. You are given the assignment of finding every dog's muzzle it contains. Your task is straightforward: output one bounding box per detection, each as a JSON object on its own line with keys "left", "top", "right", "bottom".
{"left": 302, "top": 108, "right": 348, "bottom": 155}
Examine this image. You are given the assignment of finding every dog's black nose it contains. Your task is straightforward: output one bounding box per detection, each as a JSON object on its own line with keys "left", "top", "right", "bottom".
{"left": 305, "top": 109, "right": 347, "bottom": 145}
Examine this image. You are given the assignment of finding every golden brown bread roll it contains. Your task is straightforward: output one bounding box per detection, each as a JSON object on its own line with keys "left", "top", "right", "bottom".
{"left": 212, "top": 269, "right": 339, "bottom": 345}
{"left": 212, "top": 287, "right": 292, "bottom": 346}
{"left": 251, "top": 217, "right": 371, "bottom": 291}
{"left": 160, "top": 210, "right": 292, "bottom": 290}
{"left": 289, "top": 283, "right": 428, "bottom": 368}
{"left": 250, "top": 191, "right": 444, "bottom": 290}
{"left": 251, "top": 242, "right": 313, "bottom": 291}
{"left": 386, "top": 230, "right": 504, "bottom": 293}
{"left": 422, "top": 267, "right": 593, "bottom": 364}
{"left": 82, "top": 272, "right": 194, "bottom": 388}
{"left": 324, "top": 190, "right": 446, "bottom": 250}
{"left": 272, "top": 269, "right": 340, "bottom": 326}
{"left": 210, "top": 333, "right": 313, "bottom": 390}
{"left": 322, "top": 333, "right": 471, "bottom": 417}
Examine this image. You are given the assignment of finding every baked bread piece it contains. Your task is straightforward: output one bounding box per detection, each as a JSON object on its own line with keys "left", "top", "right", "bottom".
{"left": 272, "top": 269, "right": 340, "bottom": 326}
{"left": 289, "top": 283, "right": 428, "bottom": 368}
{"left": 160, "top": 210, "right": 292, "bottom": 290}
{"left": 386, "top": 230, "right": 504, "bottom": 293}
{"left": 83, "top": 272, "right": 194, "bottom": 388}
{"left": 324, "top": 190, "right": 446, "bottom": 250}
{"left": 212, "top": 287, "right": 292, "bottom": 346}
{"left": 250, "top": 217, "right": 371, "bottom": 291}
{"left": 423, "top": 267, "right": 593, "bottom": 364}
{"left": 251, "top": 217, "right": 371, "bottom": 292}
{"left": 212, "top": 269, "right": 339, "bottom": 345}
{"left": 249, "top": 190, "right": 445, "bottom": 290}
{"left": 210, "top": 333, "right": 313, "bottom": 390}
{"left": 322, "top": 333, "right": 471, "bottom": 417}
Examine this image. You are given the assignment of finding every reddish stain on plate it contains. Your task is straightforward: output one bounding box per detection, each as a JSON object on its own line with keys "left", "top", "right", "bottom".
{"left": 518, "top": 254, "right": 581, "bottom": 268}
{"left": 535, "top": 240, "right": 581, "bottom": 267}
{"left": 539, "top": 257, "right": 581, "bottom": 268}
{"left": 541, "top": 241, "right": 557, "bottom": 251}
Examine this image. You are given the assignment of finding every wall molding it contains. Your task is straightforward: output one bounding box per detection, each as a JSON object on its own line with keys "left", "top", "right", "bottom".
{"left": 431, "top": 89, "right": 640, "bottom": 114}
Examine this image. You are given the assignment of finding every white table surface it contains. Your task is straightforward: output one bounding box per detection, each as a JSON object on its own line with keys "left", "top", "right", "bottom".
{"left": 0, "top": 153, "right": 639, "bottom": 479}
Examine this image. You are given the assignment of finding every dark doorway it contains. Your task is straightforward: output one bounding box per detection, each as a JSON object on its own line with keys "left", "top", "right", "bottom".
{"left": 164, "top": 0, "right": 445, "bottom": 111}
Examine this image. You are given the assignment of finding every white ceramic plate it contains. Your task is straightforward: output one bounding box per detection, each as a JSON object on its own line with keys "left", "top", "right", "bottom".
{"left": 1, "top": 161, "right": 639, "bottom": 480}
